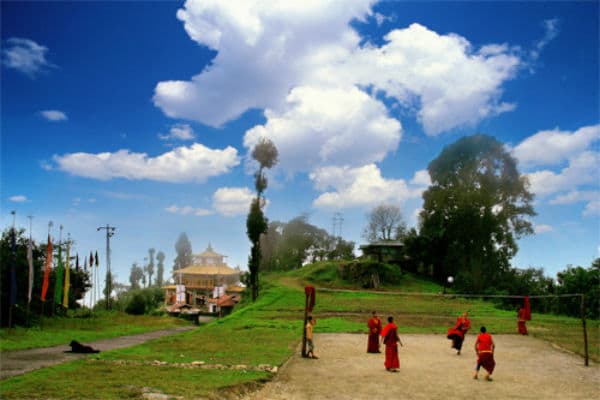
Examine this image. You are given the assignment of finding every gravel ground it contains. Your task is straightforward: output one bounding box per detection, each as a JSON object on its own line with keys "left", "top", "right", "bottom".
{"left": 242, "top": 333, "right": 599, "bottom": 400}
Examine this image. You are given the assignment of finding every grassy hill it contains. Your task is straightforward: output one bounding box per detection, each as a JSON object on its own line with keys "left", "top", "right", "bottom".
{"left": 1, "top": 264, "right": 597, "bottom": 399}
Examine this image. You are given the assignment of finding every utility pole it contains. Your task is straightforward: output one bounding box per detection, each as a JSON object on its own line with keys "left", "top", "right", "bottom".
{"left": 97, "top": 224, "right": 116, "bottom": 310}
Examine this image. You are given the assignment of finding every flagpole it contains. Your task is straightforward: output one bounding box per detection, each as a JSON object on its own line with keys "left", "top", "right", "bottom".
{"left": 26, "top": 215, "right": 34, "bottom": 326}
{"left": 8, "top": 211, "right": 17, "bottom": 331}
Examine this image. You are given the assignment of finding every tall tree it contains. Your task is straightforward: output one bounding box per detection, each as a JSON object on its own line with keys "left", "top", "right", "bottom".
{"left": 129, "top": 262, "right": 144, "bottom": 290}
{"left": 155, "top": 251, "right": 165, "bottom": 287}
{"left": 173, "top": 233, "right": 192, "bottom": 277}
{"left": 418, "top": 134, "right": 535, "bottom": 292}
{"left": 363, "top": 204, "right": 407, "bottom": 242}
{"left": 147, "top": 248, "right": 155, "bottom": 287}
{"left": 246, "top": 137, "right": 278, "bottom": 301}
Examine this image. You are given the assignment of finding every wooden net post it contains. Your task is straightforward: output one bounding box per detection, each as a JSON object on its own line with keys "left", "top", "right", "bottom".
{"left": 580, "top": 293, "right": 589, "bottom": 367}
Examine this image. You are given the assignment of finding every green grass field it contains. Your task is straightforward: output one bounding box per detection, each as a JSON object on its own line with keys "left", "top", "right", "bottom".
{"left": 1, "top": 270, "right": 597, "bottom": 399}
{"left": 0, "top": 311, "right": 188, "bottom": 352}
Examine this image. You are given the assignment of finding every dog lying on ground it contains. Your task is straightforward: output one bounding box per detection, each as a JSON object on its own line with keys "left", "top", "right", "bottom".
{"left": 65, "top": 340, "right": 100, "bottom": 353}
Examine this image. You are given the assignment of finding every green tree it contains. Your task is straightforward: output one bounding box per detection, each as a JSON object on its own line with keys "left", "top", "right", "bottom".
{"left": 246, "top": 137, "right": 278, "bottom": 301}
{"left": 147, "top": 248, "right": 155, "bottom": 287}
{"left": 363, "top": 204, "right": 407, "bottom": 242}
{"left": 418, "top": 134, "right": 535, "bottom": 292}
{"left": 156, "top": 251, "right": 165, "bottom": 286}
{"left": 555, "top": 259, "right": 599, "bottom": 319}
{"left": 129, "top": 262, "right": 144, "bottom": 290}
{"left": 173, "top": 232, "right": 192, "bottom": 277}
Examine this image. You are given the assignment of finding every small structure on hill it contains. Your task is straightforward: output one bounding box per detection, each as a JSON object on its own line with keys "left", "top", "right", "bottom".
{"left": 163, "top": 244, "right": 244, "bottom": 314}
{"left": 359, "top": 241, "right": 404, "bottom": 264}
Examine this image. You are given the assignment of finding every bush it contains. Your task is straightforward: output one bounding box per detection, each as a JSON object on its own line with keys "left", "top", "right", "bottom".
{"left": 123, "top": 287, "right": 165, "bottom": 315}
{"left": 338, "top": 260, "right": 402, "bottom": 288}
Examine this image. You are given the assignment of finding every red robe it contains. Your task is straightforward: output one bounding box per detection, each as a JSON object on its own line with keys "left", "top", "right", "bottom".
{"left": 476, "top": 332, "right": 495, "bottom": 374}
{"left": 381, "top": 322, "right": 400, "bottom": 370}
{"left": 518, "top": 308, "right": 528, "bottom": 335}
{"left": 447, "top": 316, "right": 470, "bottom": 351}
{"left": 367, "top": 316, "right": 382, "bottom": 353}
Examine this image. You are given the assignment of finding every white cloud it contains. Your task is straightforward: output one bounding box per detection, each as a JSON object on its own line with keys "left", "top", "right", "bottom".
{"left": 344, "top": 23, "right": 520, "bottom": 135}
{"left": 159, "top": 123, "right": 196, "bottom": 141}
{"left": 583, "top": 200, "right": 600, "bottom": 217}
{"left": 526, "top": 151, "right": 599, "bottom": 197}
{"left": 244, "top": 86, "right": 401, "bottom": 173}
{"left": 154, "top": 0, "right": 372, "bottom": 126}
{"left": 40, "top": 110, "right": 68, "bottom": 121}
{"left": 165, "top": 205, "right": 213, "bottom": 216}
{"left": 513, "top": 125, "right": 600, "bottom": 167}
{"left": 534, "top": 224, "right": 553, "bottom": 234}
{"left": 310, "top": 164, "right": 423, "bottom": 209}
{"left": 530, "top": 18, "right": 560, "bottom": 63}
{"left": 8, "top": 195, "right": 27, "bottom": 202}
{"left": 549, "top": 190, "right": 598, "bottom": 205}
{"left": 410, "top": 169, "right": 431, "bottom": 186}
{"left": 53, "top": 143, "right": 240, "bottom": 183}
{"left": 155, "top": 2, "right": 519, "bottom": 139}
{"left": 2, "top": 38, "right": 54, "bottom": 77}
{"left": 212, "top": 187, "right": 254, "bottom": 216}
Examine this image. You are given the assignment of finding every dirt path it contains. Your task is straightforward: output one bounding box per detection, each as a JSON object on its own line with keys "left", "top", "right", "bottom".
{"left": 243, "top": 333, "right": 599, "bottom": 400}
{"left": 0, "top": 326, "right": 195, "bottom": 380}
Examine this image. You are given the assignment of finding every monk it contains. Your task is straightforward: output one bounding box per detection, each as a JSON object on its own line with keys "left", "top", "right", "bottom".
{"left": 473, "top": 326, "right": 495, "bottom": 381}
{"left": 517, "top": 306, "right": 528, "bottom": 335}
{"left": 447, "top": 311, "right": 471, "bottom": 354}
{"left": 381, "top": 316, "right": 402, "bottom": 372}
{"left": 367, "top": 311, "right": 382, "bottom": 353}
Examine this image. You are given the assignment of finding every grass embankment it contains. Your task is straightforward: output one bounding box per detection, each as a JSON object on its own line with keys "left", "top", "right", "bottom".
{"left": 0, "top": 311, "right": 188, "bottom": 352}
{"left": 1, "top": 266, "right": 598, "bottom": 399}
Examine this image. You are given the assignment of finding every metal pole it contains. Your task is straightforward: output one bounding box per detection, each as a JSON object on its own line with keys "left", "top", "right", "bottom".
{"left": 580, "top": 293, "right": 589, "bottom": 367}
{"left": 97, "top": 225, "right": 116, "bottom": 310}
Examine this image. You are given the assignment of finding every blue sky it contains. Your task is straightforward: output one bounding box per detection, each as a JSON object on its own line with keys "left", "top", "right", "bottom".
{"left": 2, "top": 1, "right": 598, "bottom": 291}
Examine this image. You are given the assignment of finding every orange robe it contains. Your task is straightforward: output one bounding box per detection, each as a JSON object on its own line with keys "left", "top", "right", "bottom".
{"left": 367, "top": 316, "right": 382, "bottom": 353}
{"left": 518, "top": 308, "right": 528, "bottom": 335}
{"left": 381, "top": 322, "right": 400, "bottom": 370}
{"left": 476, "top": 332, "right": 495, "bottom": 373}
{"left": 447, "top": 316, "right": 470, "bottom": 351}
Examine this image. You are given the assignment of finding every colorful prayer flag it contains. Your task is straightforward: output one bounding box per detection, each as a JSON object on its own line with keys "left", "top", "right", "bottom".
{"left": 54, "top": 245, "right": 64, "bottom": 306}
{"left": 95, "top": 250, "right": 99, "bottom": 267}
{"left": 41, "top": 235, "right": 52, "bottom": 301}
{"left": 62, "top": 243, "right": 70, "bottom": 308}
{"left": 89, "top": 251, "right": 94, "bottom": 267}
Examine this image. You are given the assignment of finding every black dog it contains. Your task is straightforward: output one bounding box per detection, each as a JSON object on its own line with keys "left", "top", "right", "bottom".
{"left": 66, "top": 340, "right": 100, "bottom": 353}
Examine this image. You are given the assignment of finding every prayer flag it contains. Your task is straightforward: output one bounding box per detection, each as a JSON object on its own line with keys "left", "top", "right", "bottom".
{"left": 524, "top": 295, "right": 531, "bottom": 321}
{"left": 54, "top": 245, "right": 64, "bottom": 305}
{"left": 95, "top": 251, "right": 99, "bottom": 267}
{"left": 41, "top": 235, "right": 52, "bottom": 301}
{"left": 27, "top": 235, "right": 34, "bottom": 304}
{"left": 9, "top": 228, "right": 17, "bottom": 306}
{"left": 76, "top": 254, "right": 80, "bottom": 271}
{"left": 304, "top": 285, "right": 316, "bottom": 312}
{"left": 89, "top": 251, "right": 94, "bottom": 267}
{"left": 62, "top": 243, "right": 70, "bottom": 308}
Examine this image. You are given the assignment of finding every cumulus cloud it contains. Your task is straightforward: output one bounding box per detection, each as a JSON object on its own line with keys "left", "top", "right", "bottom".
{"left": 2, "top": 38, "right": 54, "bottom": 77}
{"left": 212, "top": 187, "right": 255, "bottom": 216}
{"left": 310, "top": 164, "right": 423, "bottom": 209}
{"left": 155, "top": 2, "right": 520, "bottom": 142}
{"left": 9, "top": 195, "right": 27, "bottom": 202}
{"left": 165, "top": 205, "right": 213, "bottom": 216}
{"left": 154, "top": 0, "right": 372, "bottom": 126}
{"left": 583, "top": 200, "right": 600, "bottom": 217}
{"left": 40, "top": 110, "right": 68, "bottom": 121}
{"left": 244, "top": 86, "right": 401, "bottom": 173}
{"left": 159, "top": 123, "right": 196, "bottom": 141}
{"left": 53, "top": 143, "right": 240, "bottom": 182}
{"left": 526, "top": 151, "right": 598, "bottom": 197}
{"left": 534, "top": 224, "right": 553, "bottom": 234}
{"left": 513, "top": 124, "right": 600, "bottom": 167}
{"left": 410, "top": 169, "right": 431, "bottom": 186}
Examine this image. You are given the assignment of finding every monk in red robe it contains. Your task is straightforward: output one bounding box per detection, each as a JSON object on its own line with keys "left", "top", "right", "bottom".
{"left": 517, "top": 306, "right": 528, "bottom": 335}
{"left": 367, "top": 311, "right": 382, "bottom": 353}
{"left": 473, "top": 326, "right": 495, "bottom": 381}
{"left": 446, "top": 311, "right": 471, "bottom": 354}
{"left": 381, "top": 316, "right": 402, "bottom": 372}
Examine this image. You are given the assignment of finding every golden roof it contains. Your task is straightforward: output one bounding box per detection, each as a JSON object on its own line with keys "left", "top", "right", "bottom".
{"left": 177, "top": 264, "right": 239, "bottom": 275}
{"left": 194, "top": 243, "right": 225, "bottom": 258}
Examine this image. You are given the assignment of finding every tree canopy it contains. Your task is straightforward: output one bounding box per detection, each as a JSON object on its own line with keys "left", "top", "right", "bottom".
{"left": 418, "top": 134, "right": 536, "bottom": 292}
{"left": 173, "top": 232, "right": 192, "bottom": 276}
{"left": 363, "top": 204, "right": 407, "bottom": 242}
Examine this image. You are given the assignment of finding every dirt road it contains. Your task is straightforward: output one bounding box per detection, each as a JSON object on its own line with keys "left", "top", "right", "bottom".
{"left": 0, "top": 326, "right": 195, "bottom": 380}
{"left": 243, "top": 333, "right": 599, "bottom": 400}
